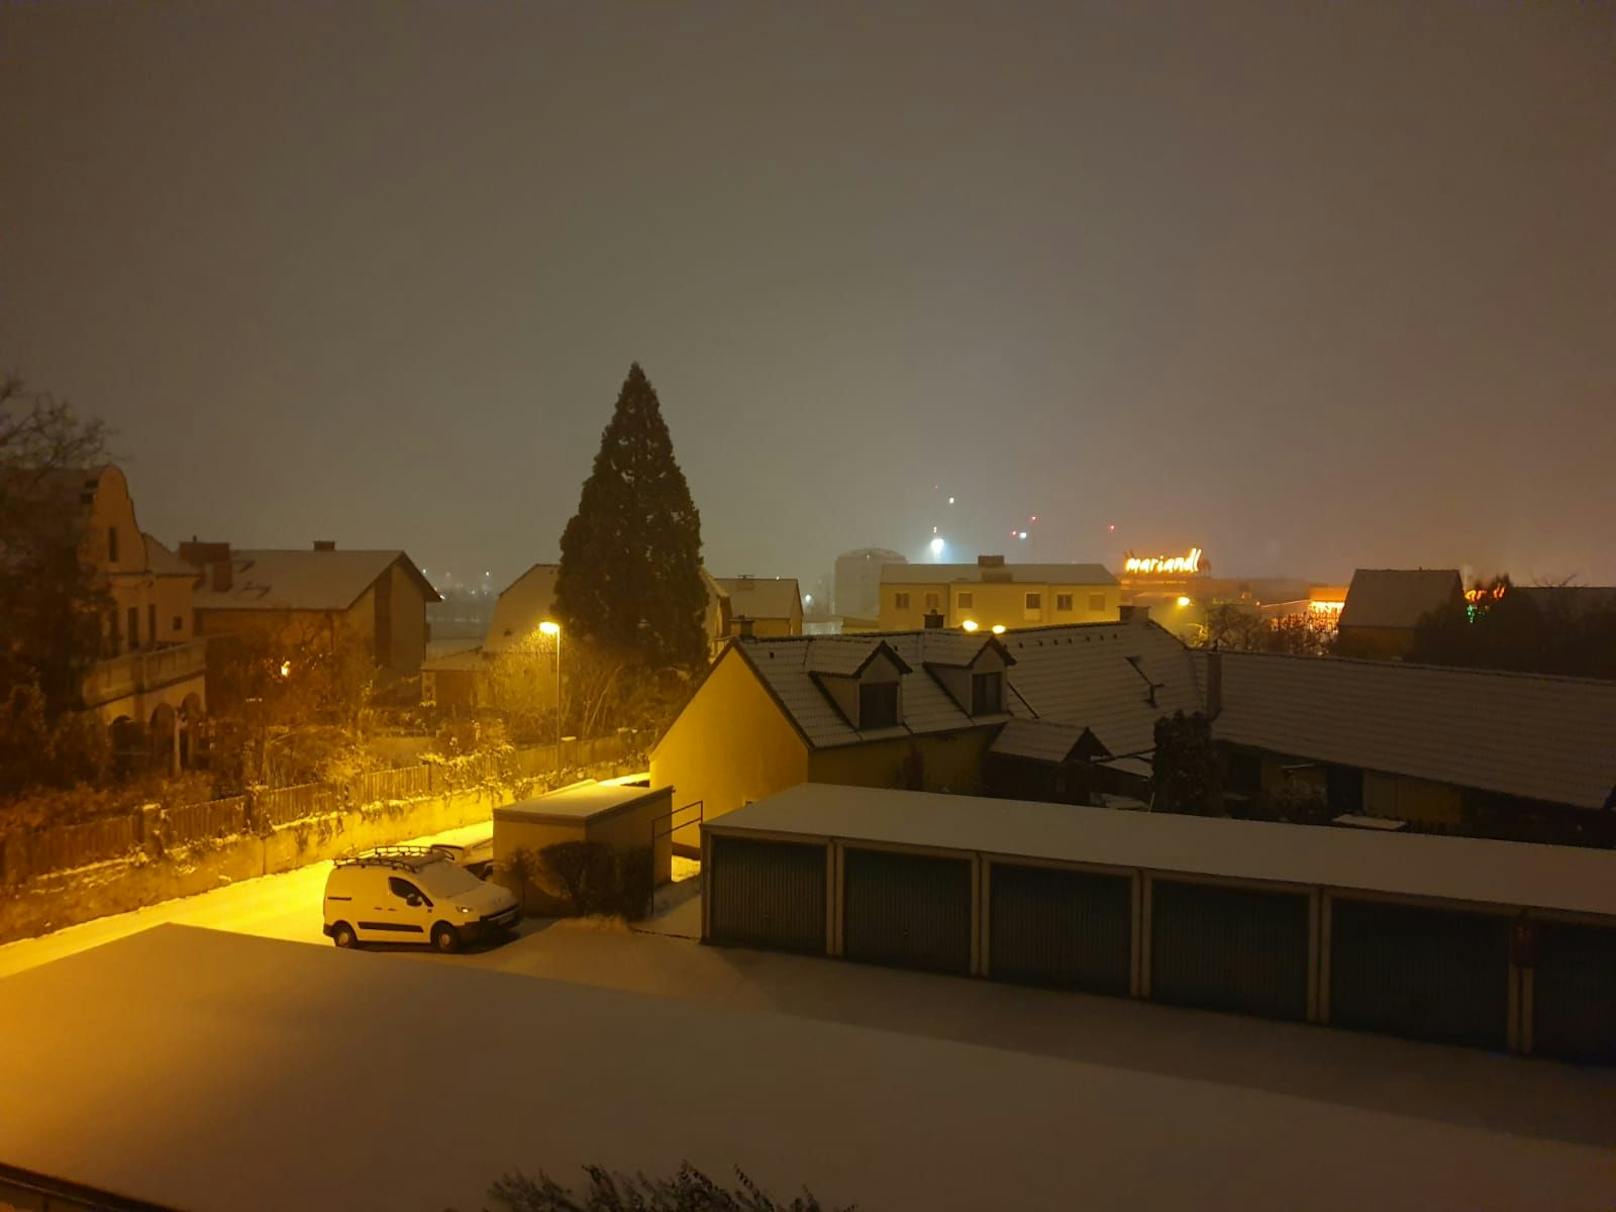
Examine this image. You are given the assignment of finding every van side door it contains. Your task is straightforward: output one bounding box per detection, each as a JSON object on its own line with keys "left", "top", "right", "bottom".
{"left": 387, "top": 875, "right": 433, "bottom": 940}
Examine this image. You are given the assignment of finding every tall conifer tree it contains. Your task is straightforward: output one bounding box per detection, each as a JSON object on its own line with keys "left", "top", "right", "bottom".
{"left": 554, "top": 364, "right": 707, "bottom": 670}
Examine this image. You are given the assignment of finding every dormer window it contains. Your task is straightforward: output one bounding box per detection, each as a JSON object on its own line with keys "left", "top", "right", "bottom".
{"left": 859, "top": 682, "right": 900, "bottom": 729}
{"left": 971, "top": 671, "right": 1004, "bottom": 714}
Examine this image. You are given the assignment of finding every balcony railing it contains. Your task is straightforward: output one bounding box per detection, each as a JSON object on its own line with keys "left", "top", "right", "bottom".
{"left": 82, "top": 639, "right": 208, "bottom": 708}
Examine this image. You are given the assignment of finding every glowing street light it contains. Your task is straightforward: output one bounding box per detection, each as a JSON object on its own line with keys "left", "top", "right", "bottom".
{"left": 991, "top": 624, "right": 1006, "bottom": 635}
{"left": 961, "top": 619, "right": 979, "bottom": 633}
{"left": 538, "top": 621, "right": 562, "bottom": 754}
{"left": 929, "top": 537, "right": 945, "bottom": 558}
{"left": 277, "top": 660, "right": 291, "bottom": 679}
{"left": 1176, "top": 596, "right": 1191, "bottom": 608}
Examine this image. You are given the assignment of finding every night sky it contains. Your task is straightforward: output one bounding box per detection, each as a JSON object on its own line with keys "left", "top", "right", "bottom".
{"left": 3, "top": 2, "right": 1613, "bottom": 591}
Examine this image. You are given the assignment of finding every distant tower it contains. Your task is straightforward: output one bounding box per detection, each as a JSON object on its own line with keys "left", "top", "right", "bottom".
{"left": 835, "top": 548, "right": 907, "bottom": 620}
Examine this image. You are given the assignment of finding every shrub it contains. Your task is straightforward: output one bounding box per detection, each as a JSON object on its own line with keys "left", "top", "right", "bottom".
{"left": 482, "top": 1162, "right": 853, "bottom": 1212}
{"left": 539, "top": 841, "right": 617, "bottom": 914}
{"left": 537, "top": 841, "right": 654, "bottom": 919}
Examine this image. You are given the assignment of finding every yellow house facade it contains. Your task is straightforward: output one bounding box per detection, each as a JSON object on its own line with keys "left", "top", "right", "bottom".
{"left": 880, "top": 556, "right": 1119, "bottom": 632}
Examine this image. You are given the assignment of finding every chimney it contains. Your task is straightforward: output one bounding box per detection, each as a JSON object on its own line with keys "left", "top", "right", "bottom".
{"left": 210, "top": 559, "right": 233, "bottom": 593}
{"left": 1119, "top": 603, "right": 1150, "bottom": 624}
{"left": 977, "top": 554, "right": 1005, "bottom": 568}
{"left": 1205, "top": 649, "right": 1223, "bottom": 720}
{"left": 179, "top": 539, "right": 232, "bottom": 568}
{"left": 313, "top": 540, "right": 336, "bottom": 552}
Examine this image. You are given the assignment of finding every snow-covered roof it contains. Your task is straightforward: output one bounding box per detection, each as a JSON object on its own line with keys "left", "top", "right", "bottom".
{"left": 989, "top": 717, "right": 1090, "bottom": 764}
{"left": 714, "top": 575, "right": 801, "bottom": 621}
{"left": 1208, "top": 650, "right": 1616, "bottom": 811}
{"left": 192, "top": 549, "right": 437, "bottom": 612}
{"left": 494, "top": 781, "right": 669, "bottom": 824}
{"left": 884, "top": 561, "right": 1118, "bottom": 586}
{"left": 719, "top": 621, "right": 1198, "bottom": 754}
{"left": 1338, "top": 568, "right": 1463, "bottom": 630}
{"left": 710, "top": 783, "right": 1616, "bottom": 919}
{"left": 3, "top": 925, "right": 1611, "bottom": 1212}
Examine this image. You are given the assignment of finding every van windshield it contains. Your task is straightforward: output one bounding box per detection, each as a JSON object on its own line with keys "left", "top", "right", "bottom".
{"left": 416, "top": 860, "right": 484, "bottom": 897}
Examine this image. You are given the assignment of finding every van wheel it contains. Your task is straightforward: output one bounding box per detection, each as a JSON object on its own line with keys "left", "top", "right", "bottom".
{"left": 332, "top": 922, "right": 358, "bottom": 949}
{"left": 431, "top": 923, "right": 460, "bottom": 953}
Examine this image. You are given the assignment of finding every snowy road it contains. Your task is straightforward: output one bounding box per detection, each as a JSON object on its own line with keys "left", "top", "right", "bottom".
{"left": 0, "top": 820, "right": 495, "bottom": 979}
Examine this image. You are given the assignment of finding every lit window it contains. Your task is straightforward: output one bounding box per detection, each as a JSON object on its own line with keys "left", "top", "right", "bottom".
{"left": 894, "top": 592, "right": 910, "bottom": 610}
{"left": 957, "top": 591, "right": 974, "bottom": 609}
{"left": 1056, "top": 594, "right": 1073, "bottom": 611}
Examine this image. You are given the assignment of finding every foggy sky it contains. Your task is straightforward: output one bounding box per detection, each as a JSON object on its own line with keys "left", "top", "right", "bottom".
{"left": 3, "top": 1, "right": 1613, "bottom": 592}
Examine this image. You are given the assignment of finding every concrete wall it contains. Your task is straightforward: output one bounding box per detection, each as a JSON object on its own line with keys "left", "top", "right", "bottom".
{"left": 650, "top": 648, "right": 809, "bottom": 837}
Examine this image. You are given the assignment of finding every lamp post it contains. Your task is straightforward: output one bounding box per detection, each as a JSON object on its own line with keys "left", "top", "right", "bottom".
{"left": 538, "top": 620, "right": 561, "bottom": 763}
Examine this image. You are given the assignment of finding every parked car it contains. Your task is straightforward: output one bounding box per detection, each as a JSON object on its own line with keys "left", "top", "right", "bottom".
{"left": 430, "top": 836, "right": 494, "bottom": 880}
{"left": 323, "top": 846, "right": 518, "bottom": 952}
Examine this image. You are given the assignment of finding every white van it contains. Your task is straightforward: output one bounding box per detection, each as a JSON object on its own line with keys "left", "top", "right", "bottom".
{"left": 323, "top": 846, "right": 519, "bottom": 952}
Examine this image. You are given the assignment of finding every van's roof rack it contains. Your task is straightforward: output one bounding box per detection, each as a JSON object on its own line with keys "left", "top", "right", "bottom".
{"left": 334, "top": 845, "right": 446, "bottom": 872}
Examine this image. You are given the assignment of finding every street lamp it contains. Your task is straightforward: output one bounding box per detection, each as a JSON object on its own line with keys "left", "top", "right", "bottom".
{"left": 538, "top": 621, "right": 561, "bottom": 757}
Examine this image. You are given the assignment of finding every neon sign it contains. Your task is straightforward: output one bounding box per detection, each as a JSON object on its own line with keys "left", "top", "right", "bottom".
{"left": 1124, "top": 547, "right": 1203, "bottom": 576}
{"left": 1464, "top": 585, "right": 1506, "bottom": 605}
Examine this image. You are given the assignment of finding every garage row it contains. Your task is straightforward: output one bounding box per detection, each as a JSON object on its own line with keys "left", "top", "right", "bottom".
{"left": 701, "top": 787, "right": 1616, "bottom": 1064}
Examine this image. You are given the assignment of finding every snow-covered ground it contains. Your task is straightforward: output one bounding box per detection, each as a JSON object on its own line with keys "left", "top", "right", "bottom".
{"left": 4, "top": 925, "right": 1614, "bottom": 1212}
{"left": 0, "top": 819, "right": 493, "bottom": 979}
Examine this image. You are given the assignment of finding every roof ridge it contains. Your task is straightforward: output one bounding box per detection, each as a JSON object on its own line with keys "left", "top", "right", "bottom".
{"left": 1221, "top": 648, "right": 1616, "bottom": 688}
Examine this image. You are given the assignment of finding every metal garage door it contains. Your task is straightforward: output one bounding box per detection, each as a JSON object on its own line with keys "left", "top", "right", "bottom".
{"left": 989, "top": 863, "right": 1132, "bottom": 994}
{"left": 1532, "top": 920, "right": 1616, "bottom": 1064}
{"left": 707, "top": 835, "right": 827, "bottom": 953}
{"left": 1150, "top": 879, "right": 1310, "bottom": 1021}
{"left": 843, "top": 847, "right": 972, "bottom": 975}
{"left": 1330, "top": 898, "right": 1509, "bottom": 1050}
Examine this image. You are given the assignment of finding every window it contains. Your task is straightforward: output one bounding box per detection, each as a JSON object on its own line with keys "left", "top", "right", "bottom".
{"left": 389, "top": 877, "right": 428, "bottom": 906}
{"left": 1056, "top": 594, "right": 1073, "bottom": 611}
{"left": 957, "top": 591, "right": 974, "bottom": 609}
{"left": 107, "top": 526, "right": 119, "bottom": 563}
{"left": 859, "top": 682, "right": 899, "bottom": 729}
{"left": 924, "top": 592, "right": 940, "bottom": 611}
{"left": 971, "top": 671, "right": 1004, "bottom": 714}
{"left": 172, "top": 615, "right": 184, "bottom": 632}
{"left": 1089, "top": 594, "right": 1106, "bottom": 612}
{"left": 127, "top": 606, "right": 139, "bottom": 651}
{"left": 894, "top": 592, "right": 910, "bottom": 610}
{"left": 1024, "top": 592, "right": 1042, "bottom": 611}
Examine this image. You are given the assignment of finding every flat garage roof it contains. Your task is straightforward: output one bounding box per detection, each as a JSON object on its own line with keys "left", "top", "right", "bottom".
{"left": 493, "top": 780, "right": 667, "bottom": 826}
{"left": 708, "top": 783, "right": 1616, "bottom": 919}
{"left": 1, "top": 926, "right": 1612, "bottom": 1212}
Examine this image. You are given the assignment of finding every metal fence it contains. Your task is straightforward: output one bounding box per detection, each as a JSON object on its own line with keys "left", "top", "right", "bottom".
{"left": 348, "top": 765, "right": 433, "bottom": 805}
{"left": 20, "top": 814, "right": 139, "bottom": 878}
{"left": 4, "top": 732, "right": 640, "bottom": 884}
{"left": 254, "top": 783, "right": 338, "bottom": 829}
{"left": 157, "top": 796, "right": 249, "bottom": 848}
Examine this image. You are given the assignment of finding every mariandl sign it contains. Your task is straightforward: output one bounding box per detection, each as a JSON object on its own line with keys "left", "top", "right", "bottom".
{"left": 1122, "top": 547, "right": 1205, "bottom": 576}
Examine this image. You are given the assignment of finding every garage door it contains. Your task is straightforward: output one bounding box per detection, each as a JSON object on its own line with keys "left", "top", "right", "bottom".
{"left": 989, "top": 863, "right": 1132, "bottom": 995}
{"left": 707, "top": 835, "right": 827, "bottom": 954}
{"left": 843, "top": 847, "right": 972, "bottom": 975}
{"left": 1150, "top": 879, "right": 1310, "bottom": 1021}
{"left": 1330, "top": 898, "right": 1509, "bottom": 1050}
{"left": 1532, "top": 920, "right": 1616, "bottom": 1065}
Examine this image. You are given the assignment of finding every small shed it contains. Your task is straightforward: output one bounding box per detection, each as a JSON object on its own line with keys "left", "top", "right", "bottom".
{"left": 494, "top": 781, "right": 674, "bottom": 907}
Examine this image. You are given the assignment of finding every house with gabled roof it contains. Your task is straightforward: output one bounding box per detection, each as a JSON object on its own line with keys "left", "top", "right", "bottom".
{"left": 650, "top": 618, "right": 1200, "bottom": 841}
{"left": 186, "top": 540, "right": 439, "bottom": 679}
{"left": 1336, "top": 568, "right": 1463, "bottom": 659}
